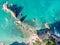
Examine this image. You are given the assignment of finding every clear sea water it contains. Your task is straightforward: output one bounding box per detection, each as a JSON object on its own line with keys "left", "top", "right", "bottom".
{"left": 0, "top": 0, "right": 60, "bottom": 45}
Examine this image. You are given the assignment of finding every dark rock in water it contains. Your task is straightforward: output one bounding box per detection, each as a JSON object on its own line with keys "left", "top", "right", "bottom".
{"left": 7, "top": 4, "right": 23, "bottom": 17}
{"left": 49, "top": 23, "right": 55, "bottom": 34}
{"left": 15, "top": 6, "right": 23, "bottom": 17}
{"left": 10, "top": 42, "right": 26, "bottom": 45}
{"left": 50, "top": 21, "right": 60, "bottom": 34}
{"left": 36, "top": 20, "right": 60, "bottom": 37}
{"left": 20, "top": 15, "right": 27, "bottom": 22}
{"left": 55, "top": 21, "right": 60, "bottom": 30}
{"left": 36, "top": 28, "right": 49, "bottom": 36}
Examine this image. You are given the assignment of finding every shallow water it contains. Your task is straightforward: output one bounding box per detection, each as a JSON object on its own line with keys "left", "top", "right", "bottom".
{"left": 0, "top": 0, "right": 60, "bottom": 45}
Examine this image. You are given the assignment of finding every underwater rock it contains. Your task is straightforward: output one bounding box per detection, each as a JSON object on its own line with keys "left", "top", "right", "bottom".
{"left": 50, "top": 21, "right": 60, "bottom": 35}
{"left": 7, "top": 4, "right": 23, "bottom": 17}
{"left": 10, "top": 42, "right": 26, "bottom": 45}
{"left": 20, "top": 15, "right": 27, "bottom": 22}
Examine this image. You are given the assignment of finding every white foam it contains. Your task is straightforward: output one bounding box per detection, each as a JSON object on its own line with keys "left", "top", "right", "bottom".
{"left": 45, "top": 22, "right": 50, "bottom": 29}
{"left": 55, "top": 30, "right": 60, "bottom": 37}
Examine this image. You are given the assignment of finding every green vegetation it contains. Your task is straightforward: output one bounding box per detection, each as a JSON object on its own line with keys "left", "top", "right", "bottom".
{"left": 43, "top": 38, "right": 56, "bottom": 45}
{"left": 32, "top": 39, "right": 41, "bottom": 45}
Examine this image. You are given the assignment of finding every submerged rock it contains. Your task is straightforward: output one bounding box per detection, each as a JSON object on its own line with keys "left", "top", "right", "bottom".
{"left": 20, "top": 15, "right": 27, "bottom": 22}
{"left": 7, "top": 4, "right": 23, "bottom": 17}
{"left": 10, "top": 42, "right": 26, "bottom": 45}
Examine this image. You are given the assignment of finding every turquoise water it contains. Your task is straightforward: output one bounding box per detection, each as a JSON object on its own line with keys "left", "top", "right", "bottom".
{"left": 0, "top": 0, "right": 60, "bottom": 45}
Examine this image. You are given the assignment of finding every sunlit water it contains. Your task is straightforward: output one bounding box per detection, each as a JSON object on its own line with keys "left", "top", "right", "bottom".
{"left": 0, "top": 0, "right": 60, "bottom": 45}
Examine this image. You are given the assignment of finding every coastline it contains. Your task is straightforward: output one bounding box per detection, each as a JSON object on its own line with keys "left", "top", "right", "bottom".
{"left": 2, "top": 1, "right": 37, "bottom": 38}
{"left": 2, "top": 1, "right": 60, "bottom": 45}
{"left": 3, "top": 2, "right": 16, "bottom": 19}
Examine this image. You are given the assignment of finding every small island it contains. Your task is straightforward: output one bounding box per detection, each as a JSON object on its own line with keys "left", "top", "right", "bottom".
{"left": 1, "top": 1, "right": 60, "bottom": 45}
